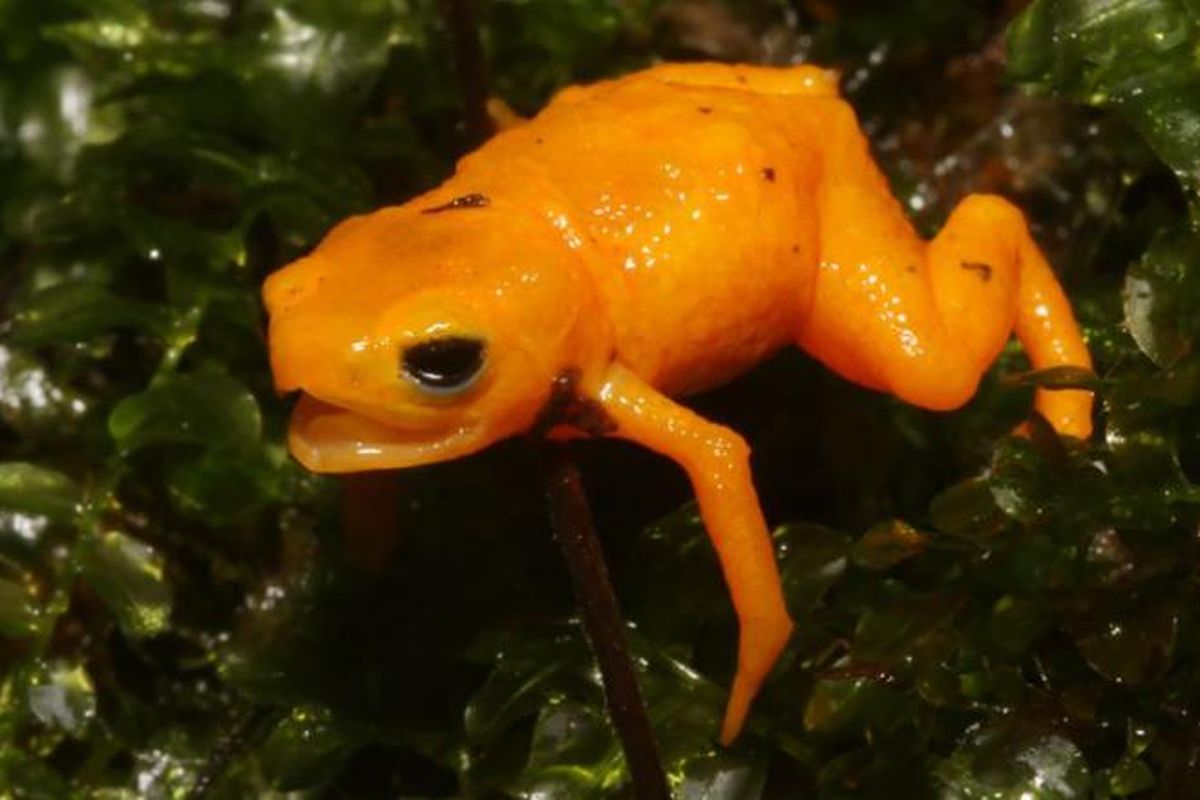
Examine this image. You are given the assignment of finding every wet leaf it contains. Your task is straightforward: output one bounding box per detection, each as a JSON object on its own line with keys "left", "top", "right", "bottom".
{"left": 27, "top": 662, "right": 96, "bottom": 734}
{"left": 803, "top": 677, "right": 910, "bottom": 738}
{"left": 1104, "top": 756, "right": 1155, "bottom": 796}
{"left": 677, "top": 751, "right": 767, "bottom": 800}
{"left": 929, "top": 478, "right": 1008, "bottom": 542}
{"left": 851, "top": 592, "right": 960, "bottom": 666}
{"left": 936, "top": 722, "right": 1091, "bottom": 799}
{"left": 775, "top": 522, "right": 851, "bottom": 613}
{"left": 465, "top": 637, "right": 581, "bottom": 744}
{"left": 8, "top": 282, "right": 170, "bottom": 347}
{"left": 989, "top": 595, "right": 1050, "bottom": 657}
{"left": 77, "top": 530, "right": 172, "bottom": 638}
{"left": 108, "top": 368, "right": 262, "bottom": 454}
{"left": 0, "top": 345, "right": 90, "bottom": 436}
{"left": 0, "top": 577, "right": 46, "bottom": 639}
{"left": 1122, "top": 229, "right": 1200, "bottom": 368}
{"left": 1062, "top": 591, "right": 1178, "bottom": 684}
{"left": 1009, "top": 0, "right": 1200, "bottom": 205}
{"left": 0, "top": 462, "right": 79, "bottom": 523}
{"left": 852, "top": 519, "right": 928, "bottom": 570}
{"left": 988, "top": 438, "right": 1051, "bottom": 524}
{"left": 166, "top": 447, "right": 291, "bottom": 521}
{"left": 259, "top": 705, "right": 351, "bottom": 791}
{"left": 489, "top": 0, "right": 654, "bottom": 109}
{"left": 625, "top": 504, "right": 730, "bottom": 643}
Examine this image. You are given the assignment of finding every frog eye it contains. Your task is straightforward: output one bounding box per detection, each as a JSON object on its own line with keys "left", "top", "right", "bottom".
{"left": 401, "top": 336, "right": 486, "bottom": 395}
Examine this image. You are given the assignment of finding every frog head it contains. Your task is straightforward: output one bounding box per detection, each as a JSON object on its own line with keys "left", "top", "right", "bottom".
{"left": 263, "top": 194, "right": 605, "bottom": 472}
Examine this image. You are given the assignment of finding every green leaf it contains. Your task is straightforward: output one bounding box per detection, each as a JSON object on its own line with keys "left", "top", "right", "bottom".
{"left": 8, "top": 282, "right": 170, "bottom": 346}
{"left": 0, "top": 577, "right": 47, "bottom": 639}
{"left": 676, "top": 751, "right": 767, "bottom": 800}
{"left": 465, "top": 638, "right": 579, "bottom": 744}
{"left": 166, "top": 447, "right": 292, "bottom": 521}
{"left": 850, "top": 592, "right": 960, "bottom": 666}
{"left": 259, "top": 705, "right": 351, "bottom": 792}
{"left": 0, "top": 462, "right": 79, "bottom": 522}
{"left": 77, "top": 530, "right": 172, "bottom": 638}
{"left": 929, "top": 478, "right": 1008, "bottom": 542}
{"left": 1105, "top": 756, "right": 1155, "bottom": 796}
{"left": 0, "top": 345, "right": 90, "bottom": 436}
{"left": 852, "top": 519, "right": 928, "bottom": 570}
{"left": 775, "top": 522, "right": 851, "bottom": 613}
{"left": 1123, "top": 229, "right": 1200, "bottom": 368}
{"left": 0, "top": 65, "right": 122, "bottom": 178}
{"left": 489, "top": 0, "right": 656, "bottom": 110}
{"left": 26, "top": 661, "right": 96, "bottom": 735}
{"left": 518, "top": 701, "right": 620, "bottom": 797}
{"left": 238, "top": 0, "right": 397, "bottom": 146}
{"left": 936, "top": 721, "right": 1091, "bottom": 799}
{"left": 1008, "top": 0, "right": 1200, "bottom": 206}
{"left": 989, "top": 595, "right": 1049, "bottom": 657}
{"left": 1061, "top": 591, "right": 1178, "bottom": 684}
{"left": 803, "top": 677, "right": 911, "bottom": 738}
{"left": 108, "top": 368, "right": 262, "bottom": 454}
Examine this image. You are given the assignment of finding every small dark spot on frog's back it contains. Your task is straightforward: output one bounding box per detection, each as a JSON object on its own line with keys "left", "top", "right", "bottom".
{"left": 697, "top": 106, "right": 713, "bottom": 114}
{"left": 422, "top": 193, "right": 490, "bottom": 214}
{"left": 960, "top": 261, "right": 993, "bottom": 282}
{"left": 761, "top": 167, "right": 776, "bottom": 182}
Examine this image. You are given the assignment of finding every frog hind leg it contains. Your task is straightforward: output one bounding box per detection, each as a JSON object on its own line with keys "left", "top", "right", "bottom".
{"left": 591, "top": 364, "right": 794, "bottom": 744}
{"left": 798, "top": 132, "right": 1093, "bottom": 437}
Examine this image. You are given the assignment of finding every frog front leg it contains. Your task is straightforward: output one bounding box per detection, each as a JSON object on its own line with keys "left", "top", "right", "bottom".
{"left": 589, "top": 363, "right": 794, "bottom": 745}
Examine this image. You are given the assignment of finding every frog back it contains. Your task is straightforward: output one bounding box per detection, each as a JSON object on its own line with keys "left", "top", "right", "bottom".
{"left": 458, "top": 64, "right": 844, "bottom": 394}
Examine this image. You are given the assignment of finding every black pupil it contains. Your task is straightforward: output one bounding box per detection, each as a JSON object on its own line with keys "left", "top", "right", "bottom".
{"left": 402, "top": 337, "right": 485, "bottom": 390}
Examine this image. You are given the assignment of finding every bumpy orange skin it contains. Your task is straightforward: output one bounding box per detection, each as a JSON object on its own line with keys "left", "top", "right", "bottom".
{"left": 263, "top": 63, "right": 1094, "bottom": 744}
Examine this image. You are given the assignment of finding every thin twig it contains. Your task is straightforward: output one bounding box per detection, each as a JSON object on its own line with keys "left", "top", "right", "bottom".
{"left": 187, "top": 705, "right": 280, "bottom": 799}
{"left": 543, "top": 445, "right": 672, "bottom": 800}
{"left": 439, "top": 0, "right": 494, "bottom": 147}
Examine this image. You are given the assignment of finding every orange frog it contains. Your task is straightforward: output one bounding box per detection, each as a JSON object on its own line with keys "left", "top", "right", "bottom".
{"left": 263, "top": 62, "right": 1094, "bottom": 744}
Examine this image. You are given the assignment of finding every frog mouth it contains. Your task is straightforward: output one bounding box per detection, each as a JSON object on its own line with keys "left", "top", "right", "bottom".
{"left": 288, "top": 393, "right": 483, "bottom": 472}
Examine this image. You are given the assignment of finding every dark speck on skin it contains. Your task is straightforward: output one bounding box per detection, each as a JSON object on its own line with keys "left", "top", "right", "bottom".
{"left": 906, "top": 264, "right": 917, "bottom": 274}
{"left": 422, "top": 193, "right": 490, "bottom": 214}
{"left": 535, "top": 137, "right": 545, "bottom": 144}
{"left": 791, "top": 244, "right": 800, "bottom": 254}
{"left": 697, "top": 106, "right": 713, "bottom": 114}
{"left": 762, "top": 167, "right": 776, "bottom": 182}
{"left": 735, "top": 75, "right": 747, "bottom": 84}
{"left": 961, "top": 261, "right": 994, "bottom": 282}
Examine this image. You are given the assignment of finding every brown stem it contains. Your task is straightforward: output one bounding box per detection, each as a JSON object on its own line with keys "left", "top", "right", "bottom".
{"left": 439, "top": 0, "right": 494, "bottom": 147}
{"left": 186, "top": 706, "right": 280, "bottom": 799}
{"left": 543, "top": 445, "right": 671, "bottom": 800}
